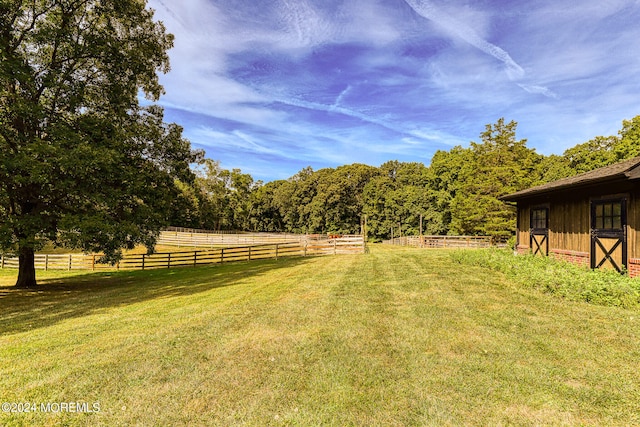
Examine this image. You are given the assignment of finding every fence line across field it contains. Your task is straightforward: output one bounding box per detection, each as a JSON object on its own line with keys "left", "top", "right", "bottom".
{"left": 156, "top": 230, "right": 361, "bottom": 247}
{"left": 0, "top": 235, "right": 365, "bottom": 271}
{"left": 164, "top": 226, "right": 320, "bottom": 238}
{"left": 384, "top": 235, "right": 491, "bottom": 248}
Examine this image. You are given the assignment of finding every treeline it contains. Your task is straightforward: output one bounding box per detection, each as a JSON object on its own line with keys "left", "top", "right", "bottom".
{"left": 171, "top": 116, "right": 640, "bottom": 241}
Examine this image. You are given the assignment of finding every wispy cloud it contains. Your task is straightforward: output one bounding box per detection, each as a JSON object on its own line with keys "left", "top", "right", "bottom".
{"left": 147, "top": 0, "right": 640, "bottom": 181}
{"left": 402, "top": 0, "right": 563, "bottom": 99}
{"left": 518, "top": 84, "right": 559, "bottom": 99}
{"left": 403, "top": 0, "right": 525, "bottom": 79}
{"left": 331, "top": 85, "right": 352, "bottom": 110}
{"left": 269, "top": 91, "right": 461, "bottom": 147}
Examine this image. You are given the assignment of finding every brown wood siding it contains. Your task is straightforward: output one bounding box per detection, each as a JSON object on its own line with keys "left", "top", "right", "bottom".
{"left": 629, "top": 192, "right": 640, "bottom": 260}
{"left": 510, "top": 174, "right": 640, "bottom": 267}
{"left": 549, "top": 198, "right": 590, "bottom": 254}
{"left": 517, "top": 206, "right": 530, "bottom": 250}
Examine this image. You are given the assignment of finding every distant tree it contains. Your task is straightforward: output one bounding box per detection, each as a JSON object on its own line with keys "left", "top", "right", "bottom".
{"left": 170, "top": 179, "right": 205, "bottom": 229}
{"left": 536, "top": 154, "right": 572, "bottom": 183}
{"left": 362, "top": 174, "right": 396, "bottom": 240}
{"left": 562, "top": 135, "right": 619, "bottom": 174}
{"left": 451, "top": 118, "right": 540, "bottom": 241}
{"left": 0, "top": 1, "right": 200, "bottom": 287}
{"left": 363, "top": 161, "right": 431, "bottom": 240}
{"left": 248, "top": 181, "right": 285, "bottom": 232}
{"left": 306, "top": 164, "right": 378, "bottom": 234}
{"left": 281, "top": 167, "right": 321, "bottom": 233}
{"left": 425, "top": 147, "right": 474, "bottom": 235}
{"left": 558, "top": 116, "right": 640, "bottom": 176}
{"left": 192, "top": 159, "right": 232, "bottom": 231}
{"left": 616, "top": 115, "right": 640, "bottom": 160}
{"left": 225, "top": 168, "right": 256, "bottom": 230}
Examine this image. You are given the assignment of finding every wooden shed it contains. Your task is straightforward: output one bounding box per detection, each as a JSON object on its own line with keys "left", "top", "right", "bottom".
{"left": 500, "top": 156, "right": 640, "bottom": 277}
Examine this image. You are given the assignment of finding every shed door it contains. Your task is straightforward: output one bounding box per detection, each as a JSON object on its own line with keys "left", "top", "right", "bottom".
{"left": 590, "top": 199, "right": 627, "bottom": 273}
{"left": 530, "top": 207, "right": 549, "bottom": 256}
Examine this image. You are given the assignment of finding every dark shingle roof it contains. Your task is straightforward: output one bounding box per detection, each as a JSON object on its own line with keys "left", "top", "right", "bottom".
{"left": 500, "top": 156, "right": 640, "bottom": 201}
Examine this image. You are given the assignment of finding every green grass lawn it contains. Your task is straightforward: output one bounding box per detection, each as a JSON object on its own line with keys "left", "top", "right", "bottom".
{"left": 1, "top": 245, "right": 639, "bottom": 426}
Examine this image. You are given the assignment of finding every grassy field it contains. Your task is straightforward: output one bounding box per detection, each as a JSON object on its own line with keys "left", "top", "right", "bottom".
{"left": 1, "top": 245, "right": 639, "bottom": 426}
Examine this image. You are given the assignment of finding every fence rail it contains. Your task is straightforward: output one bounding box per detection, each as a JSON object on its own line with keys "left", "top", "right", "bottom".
{"left": 384, "top": 235, "right": 491, "bottom": 248}
{"left": 0, "top": 237, "right": 365, "bottom": 271}
{"left": 156, "top": 230, "right": 364, "bottom": 248}
{"left": 158, "top": 231, "right": 308, "bottom": 247}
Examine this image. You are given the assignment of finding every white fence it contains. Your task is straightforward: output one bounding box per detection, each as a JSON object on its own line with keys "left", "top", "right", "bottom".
{"left": 157, "top": 230, "right": 310, "bottom": 247}
{"left": 0, "top": 233, "right": 365, "bottom": 271}
{"left": 384, "top": 235, "right": 491, "bottom": 248}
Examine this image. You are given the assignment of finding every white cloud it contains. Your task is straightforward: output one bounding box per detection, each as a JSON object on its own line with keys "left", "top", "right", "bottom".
{"left": 145, "top": 0, "right": 640, "bottom": 181}
{"left": 517, "top": 84, "right": 559, "bottom": 99}
{"left": 336, "top": 0, "right": 404, "bottom": 46}
{"left": 403, "top": 0, "right": 525, "bottom": 80}
{"left": 331, "top": 85, "right": 352, "bottom": 110}
{"left": 277, "top": 0, "right": 333, "bottom": 48}
{"left": 193, "top": 127, "right": 288, "bottom": 158}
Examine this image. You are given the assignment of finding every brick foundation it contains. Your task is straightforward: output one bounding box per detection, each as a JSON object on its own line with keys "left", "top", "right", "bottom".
{"left": 628, "top": 258, "right": 640, "bottom": 278}
{"left": 516, "top": 245, "right": 640, "bottom": 278}
{"left": 549, "top": 249, "right": 590, "bottom": 267}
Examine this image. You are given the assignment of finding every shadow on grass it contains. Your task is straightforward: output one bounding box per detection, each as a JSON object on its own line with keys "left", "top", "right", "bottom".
{"left": 0, "top": 257, "right": 313, "bottom": 335}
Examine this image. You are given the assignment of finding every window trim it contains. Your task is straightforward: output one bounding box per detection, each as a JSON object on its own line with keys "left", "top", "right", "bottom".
{"left": 591, "top": 199, "right": 625, "bottom": 232}
{"left": 530, "top": 207, "right": 549, "bottom": 232}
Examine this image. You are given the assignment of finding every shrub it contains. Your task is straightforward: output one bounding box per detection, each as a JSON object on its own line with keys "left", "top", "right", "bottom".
{"left": 450, "top": 249, "right": 640, "bottom": 309}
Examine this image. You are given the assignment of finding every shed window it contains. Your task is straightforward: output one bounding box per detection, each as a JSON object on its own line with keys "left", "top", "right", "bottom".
{"left": 531, "top": 208, "right": 548, "bottom": 230}
{"left": 594, "top": 201, "right": 623, "bottom": 230}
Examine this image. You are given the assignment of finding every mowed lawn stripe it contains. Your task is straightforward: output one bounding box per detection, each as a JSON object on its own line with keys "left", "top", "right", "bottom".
{"left": 1, "top": 246, "right": 639, "bottom": 426}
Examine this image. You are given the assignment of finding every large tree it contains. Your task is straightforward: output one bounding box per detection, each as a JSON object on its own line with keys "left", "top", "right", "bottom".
{"left": 0, "top": 0, "right": 200, "bottom": 287}
{"left": 450, "top": 118, "right": 540, "bottom": 241}
{"left": 362, "top": 161, "right": 432, "bottom": 240}
{"left": 615, "top": 115, "right": 640, "bottom": 160}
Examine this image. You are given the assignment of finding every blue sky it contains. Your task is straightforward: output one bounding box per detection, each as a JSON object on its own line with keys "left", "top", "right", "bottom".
{"left": 147, "top": 0, "right": 640, "bottom": 182}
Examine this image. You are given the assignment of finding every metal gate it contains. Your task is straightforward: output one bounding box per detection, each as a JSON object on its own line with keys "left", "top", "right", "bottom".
{"left": 590, "top": 199, "right": 627, "bottom": 272}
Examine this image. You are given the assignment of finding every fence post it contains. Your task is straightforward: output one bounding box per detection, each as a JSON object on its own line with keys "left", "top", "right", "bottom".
{"left": 142, "top": 254, "right": 145, "bottom": 270}
{"left": 44, "top": 254, "right": 48, "bottom": 271}
{"left": 1, "top": 254, "right": 4, "bottom": 269}
{"left": 221, "top": 248, "right": 224, "bottom": 264}
{"left": 304, "top": 241, "right": 307, "bottom": 257}
{"left": 248, "top": 246, "right": 252, "bottom": 261}
{"left": 92, "top": 254, "right": 96, "bottom": 271}
{"left": 167, "top": 253, "right": 171, "bottom": 268}
{"left": 275, "top": 244, "right": 279, "bottom": 260}
{"left": 194, "top": 251, "right": 197, "bottom": 267}
{"left": 334, "top": 239, "right": 337, "bottom": 255}
{"left": 68, "top": 254, "right": 72, "bottom": 271}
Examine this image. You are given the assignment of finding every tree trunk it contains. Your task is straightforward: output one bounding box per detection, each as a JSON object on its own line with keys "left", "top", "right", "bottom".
{"left": 15, "top": 246, "right": 37, "bottom": 288}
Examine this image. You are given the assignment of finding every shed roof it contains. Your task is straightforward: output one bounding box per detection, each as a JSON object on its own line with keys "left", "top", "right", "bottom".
{"left": 500, "top": 156, "right": 640, "bottom": 201}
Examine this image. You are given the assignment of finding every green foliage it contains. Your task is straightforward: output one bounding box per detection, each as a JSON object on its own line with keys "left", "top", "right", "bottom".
{"left": 362, "top": 161, "right": 431, "bottom": 240}
{"left": 169, "top": 114, "right": 640, "bottom": 243}
{"left": 560, "top": 117, "right": 640, "bottom": 175}
{"left": 449, "top": 118, "right": 541, "bottom": 241}
{"left": 536, "top": 154, "right": 573, "bottom": 182}
{"left": 450, "top": 249, "right": 640, "bottom": 308}
{"left": 245, "top": 164, "right": 378, "bottom": 234}
{"left": 616, "top": 115, "right": 640, "bottom": 159}
{"left": 0, "top": 0, "right": 200, "bottom": 286}
{"left": 562, "top": 135, "right": 620, "bottom": 173}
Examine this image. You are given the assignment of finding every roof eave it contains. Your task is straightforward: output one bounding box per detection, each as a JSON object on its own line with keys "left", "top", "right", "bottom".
{"left": 500, "top": 174, "right": 630, "bottom": 202}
